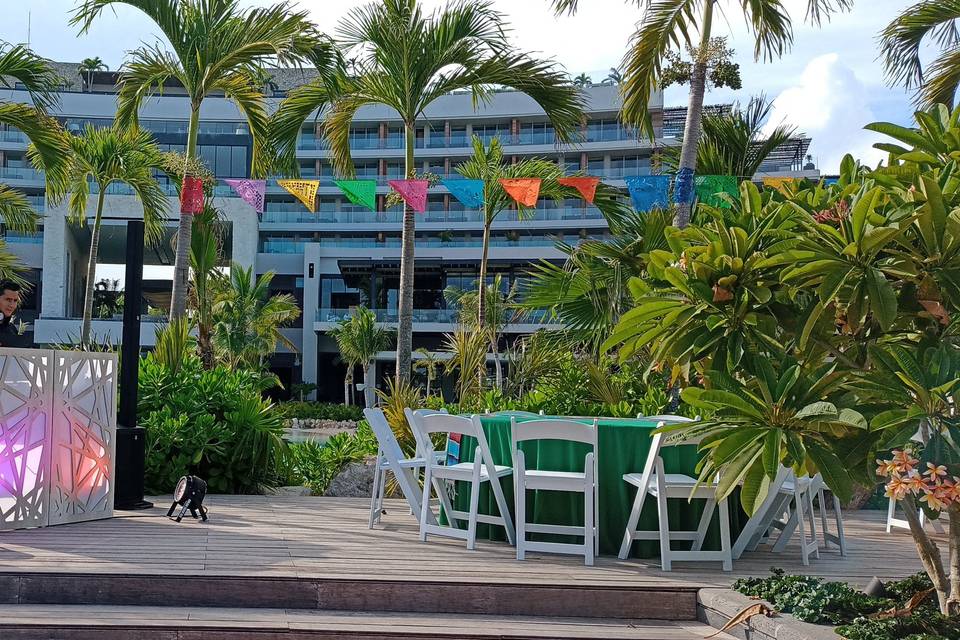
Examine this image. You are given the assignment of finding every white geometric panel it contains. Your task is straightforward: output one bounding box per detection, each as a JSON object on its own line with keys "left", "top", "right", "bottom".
{"left": 48, "top": 351, "right": 117, "bottom": 527}
{"left": 0, "top": 348, "right": 53, "bottom": 530}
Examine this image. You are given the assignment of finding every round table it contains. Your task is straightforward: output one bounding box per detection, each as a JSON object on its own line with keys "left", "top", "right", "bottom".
{"left": 448, "top": 412, "right": 747, "bottom": 557}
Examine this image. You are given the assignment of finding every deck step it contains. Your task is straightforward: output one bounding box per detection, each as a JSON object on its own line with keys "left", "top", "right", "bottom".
{"left": 0, "top": 604, "right": 735, "bottom": 640}
{"left": 0, "top": 572, "right": 698, "bottom": 620}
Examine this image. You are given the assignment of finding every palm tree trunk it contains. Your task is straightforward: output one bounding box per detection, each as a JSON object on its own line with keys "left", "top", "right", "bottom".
{"left": 344, "top": 367, "right": 353, "bottom": 406}
{"left": 425, "top": 372, "right": 432, "bottom": 397}
{"left": 80, "top": 189, "right": 106, "bottom": 346}
{"left": 395, "top": 122, "right": 417, "bottom": 383}
{"left": 477, "top": 221, "right": 491, "bottom": 330}
{"left": 672, "top": 0, "right": 714, "bottom": 229}
{"left": 170, "top": 105, "right": 201, "bottom": 320}
{"left": 363, "top": 362, "right": 374, "bottom": 408}
{"left": 491, "top": 340, "right": 502, "bottom": 390}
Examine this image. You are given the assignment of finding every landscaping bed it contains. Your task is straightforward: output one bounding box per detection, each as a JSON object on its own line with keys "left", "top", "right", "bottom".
{"left": 700, "top": 569, "right": 959, "bottom": 640}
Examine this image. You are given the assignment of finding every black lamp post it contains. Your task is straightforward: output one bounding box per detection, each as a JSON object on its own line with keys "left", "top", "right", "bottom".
{"left": 114, "top": 219, "right": 152, "bottom": 510}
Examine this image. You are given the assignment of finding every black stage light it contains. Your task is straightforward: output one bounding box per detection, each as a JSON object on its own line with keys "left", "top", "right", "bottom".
{"left": 167, "top": 475, "right": 209, "bottom": 522}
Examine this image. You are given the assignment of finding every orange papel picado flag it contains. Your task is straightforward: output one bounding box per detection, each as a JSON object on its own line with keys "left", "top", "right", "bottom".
{"left": 499, "top": 178, "right": 541, "bottom": 207}
{"left": 277, "top": 179, "right": 320, "bottom": 212}
{"left": 558, "top": 177, "right": 600, "bottom": 203}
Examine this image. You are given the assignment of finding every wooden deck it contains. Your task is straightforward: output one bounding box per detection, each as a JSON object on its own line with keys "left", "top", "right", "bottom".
{"left": 0, "top": 495, "right": 935, "bottom": 588}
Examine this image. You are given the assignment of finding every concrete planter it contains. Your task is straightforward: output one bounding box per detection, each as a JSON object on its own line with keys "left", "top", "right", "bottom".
{"left": 698, "top": 589, "right": 841, "bottom": 640}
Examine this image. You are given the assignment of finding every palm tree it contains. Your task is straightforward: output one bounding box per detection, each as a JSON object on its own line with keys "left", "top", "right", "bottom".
{"left": 212, "top": 265, "right": 300, "bottom": 369}
{"left": 880, "top": 1, "right": 960, "bottom": 107}
{"left": 328, "top": 307, "right": 393, "bottom": 408}
{"left": 445, "top": 275, "right": 523, "bottom": 390}
{"left": 549, "top": 0, "right": 852, "bottom": 228}
{"left": 71, "top": 0, "right": 340, "bottom": 321}
{"left": 190, "top": 205, "right": 224, "bottom": 369}
{"left": 78, "top": 57, "right": 108, "bottom": 92}
{"left": 0, "top": 44, "right": 71, "bottom": 242}
{"left": 662, "top": 96, "right": 795, "bottom": 179}
{"left": 413, "top": 347, "right": 440, "bottom": 397}
{"left": 573, "top": 72, "right": 593, "bottom": 87}
{"left": 65, "top": 125, "right": 167, "bottom": 345}
{"left": 523, "top": 208, "right": 670, "bottom": 355}
{"left": 604, "top": 68, "right": 623, "bottom": 85}
{"left": 272, "top": 0, "right": 584, "bottom": 384}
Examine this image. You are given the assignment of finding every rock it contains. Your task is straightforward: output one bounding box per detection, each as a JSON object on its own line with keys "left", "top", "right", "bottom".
{"left": 265, "top": 485, "right": 313, "bottom": 497}
{"left": 323, "top": 459, "right": 377, "bottom": 497}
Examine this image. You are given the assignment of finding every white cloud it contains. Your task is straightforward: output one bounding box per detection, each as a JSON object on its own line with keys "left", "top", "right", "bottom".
{"left": 764, "top": 53, "right": 888, "bottom": 173}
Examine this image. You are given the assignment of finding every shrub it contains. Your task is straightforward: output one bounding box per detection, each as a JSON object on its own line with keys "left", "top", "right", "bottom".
{"left": 139, "top": 354, "right": 287, "bottom": 494}
{"left": 275, "top": 401, "right": 363, "bottom": 422}
{"left": 286, "top": 421, "right": 378, "bottom": 494}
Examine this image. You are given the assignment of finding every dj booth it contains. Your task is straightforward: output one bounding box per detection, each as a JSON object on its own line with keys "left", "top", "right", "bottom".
{"left": 0, "top": 348, "right": 117, "bottom": 530}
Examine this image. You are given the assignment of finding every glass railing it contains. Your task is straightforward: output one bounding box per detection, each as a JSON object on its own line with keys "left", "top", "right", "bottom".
{"left": 0, "top": 130, "right": 28, "bottom": 143}
{"left": 262, "top": 236, "right": 585, "bottom": 253}
{"left": 297, "top": 127, "right": 642, "bottom": 151}
{"left": 0, "top": 167, "right": 43, "bottom": 181}
{"left": 316, "top": 307, "right": 557, "bottom": 324}
{"left": 5, "top": 232, "right": 43, "bottom": 244}
{"left": 261, "top": 207, "right": 608, "bottom": 224}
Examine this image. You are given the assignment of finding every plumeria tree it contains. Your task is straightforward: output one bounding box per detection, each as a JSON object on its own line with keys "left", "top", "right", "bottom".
{"left": 598, "top": 103, "right": 960, "bottom": 614}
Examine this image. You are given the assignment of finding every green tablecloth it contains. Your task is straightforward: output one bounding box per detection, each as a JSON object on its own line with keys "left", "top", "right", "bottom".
{"left": 449, "top": 412, "right": 747, "bottom": 558}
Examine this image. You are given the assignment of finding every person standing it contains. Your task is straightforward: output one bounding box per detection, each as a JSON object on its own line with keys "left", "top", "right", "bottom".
{"left": 0, "top": 281, "right": 27, "bottom": 347}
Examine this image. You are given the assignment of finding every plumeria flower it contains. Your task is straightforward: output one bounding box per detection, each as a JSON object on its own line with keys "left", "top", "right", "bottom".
{"left": 885, "top": 475, "right": 911, "bottom": 501}
{"left": 924, "top": 463, "right": 948, "bottom": 480}
{"left": 904, "top": 470, "right": 929, "bottom": 493}
{"left": 892, "top": 450, "right": 919, "bottom": 473}
{"left": 876, "top": 458, "right": 899, "bottom": 477}
{"left": 920, "top": 490, "right": 949, "bottom": 512}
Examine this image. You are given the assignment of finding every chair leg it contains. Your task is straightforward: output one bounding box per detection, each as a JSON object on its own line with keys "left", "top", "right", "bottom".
{"left": 584, "top": 479, "right": 595, "bottom": 567}
{"left": 692, "top": 499, "right": 716, "bottom": 552}
{"left": 433, "top": 478, "right": 458, "bottom": 529}
{"left": 618, "top": 487, "right": 647, "bottom": 560}
{"left": 718, "top": 497, "right": 733, "bottom": 572}
{"left": 467, "top": 477, "right": 481, "bottom": 551}
{"left": 516, "top": 479, "right": 526, "bottom": 561}
{"left": 833, "top": 493, "right": 847, "bottom": 556}
{"left": 772, "top": 498, "right": 799, "bottom": 554}
{"left": 806, "top": 486, "right": 820, "bottom": 560}
{"left": 886, "top": 497, "right": 896, "bottom": 533}
{"left": 656, "top": 491, "right": 672, "bottom": 571}
{"left": 368, "top": 457, "right": 383, "bottom": 529}
{"left": 419, "top": 465, "right": 433, "bottom": 543}
{"left": 488, "top": 473, "right": 516, "bottom": 546}
{"left": 376, "top": 465, "right": 388, "bottom": 518}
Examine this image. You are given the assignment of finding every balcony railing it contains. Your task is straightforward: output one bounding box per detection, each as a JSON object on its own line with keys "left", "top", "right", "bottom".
{"left": 296, "top": 128, "right": 642, "bottom": 151}
{"left": 0, "top": 167, "right": 43, "bottom": 181}
{"left": 316, "top": 308, "right": 557, "bottom": 324}
{"left": 0, "top": 130, "right": 28, "bottom": 143}
{"left": 4, "top": 232, "right": 43, "bottom": 244}
{"left": 261, "top": 207, "right": 609, "bottom": 224}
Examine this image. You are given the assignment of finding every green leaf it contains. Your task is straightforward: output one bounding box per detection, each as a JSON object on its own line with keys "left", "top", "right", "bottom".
{"left": 740, "top": 457, "right": 772, "bottom": 516}
{"left": 795, "top": 401, "right": 839, "bottom": 420}
{"left": 865, "top": 268, "right": 897, "bottom": 331}
{"left": 806, "top": 440, "right": 853, "bottom": 503}
{"left": 762, "top": 430, "right": 781, "bottom": 479}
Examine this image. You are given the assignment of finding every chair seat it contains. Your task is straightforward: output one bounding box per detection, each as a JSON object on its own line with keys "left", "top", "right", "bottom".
{"left": 623, "top": 472, "right": 718, "bottom": 497}
{"left": 433, "top": 462, "right": 512, "bottom": 481}
{"left": 521, "top": 469, "right": 588, "bottom": 491}
{"left": 381, "top": 455, "right": 427, "bottom": 470}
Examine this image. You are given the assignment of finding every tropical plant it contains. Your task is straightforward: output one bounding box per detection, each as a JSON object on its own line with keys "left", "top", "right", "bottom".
{"left": 92, "top": 278, "right": 123, "bottom": 318}
{"left": 442, "top": 327, "right": 488, "bottom": 405}
{"left": 272, "top": 0, "right": 585, "bottom": 382}
{"left": 573, "top": 72, "right": 593, "bottom": 87}
{"left": 659, "top": 37, "right": 741, "bottom": 92}
{"left": 413, "top": 347, "right": 441, "bottom": 397}
{"left": 376, "top": 376, "right": 425, "bottom": 453}
{"left": 152, "top": 317, "right": 195, "bottom": 375}
{"left": 190, "top": 205, "right": 225, "bottom": 368}
{"left": 329, "top": 307, "right": 394, "bottom": 408}
{"left": 523, "top": 207, "right": 670, "bottom": 353}
{"left": 549, "top": 0, "right": 852, "bottom": 228}
{"left": 211, "top": 265, "right": 300, "bottom": 369}
{"left": 65, "top": 125, "right": 167, "bottom": 344}
{"left": 71, "top": 0, "right": 340, "bottom": 321}
{"left": 0, "top": 43, "right": 71, "bottom": 247}
{"left": 663, "top": 96, "right": 795, "bottom": 179}
{"left": 880, "top": 0, "right": 960, "bottom": 107}
{"left": 139, "top": 350, "right": 288, "bottom": 494}
{"left": 78, "top": 56, "right": 107, "bottom": 91}
{"left": 603, "top": 67, "right": 623, "bottom": 85}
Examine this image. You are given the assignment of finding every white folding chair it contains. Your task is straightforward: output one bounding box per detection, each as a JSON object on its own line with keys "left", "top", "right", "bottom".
{"left": 811, "top": 478, "right": 847, "bottom": 556}
{"left": 764, "top": 471, "right": 821, "bottom": 565}
{"left": 411, "top": 412, "right": 515, "bottom": 550}
{"left": 619, "top": 421, "right": 732, "bottom": 571}
{"left": 363, "top": 408, "right": 436, "bottom": 528}
{"left": 511, "top": 417, "right": 598, "bottom": 566}
{"left": 887, "top": 497, "right": 945, "bottom": 534}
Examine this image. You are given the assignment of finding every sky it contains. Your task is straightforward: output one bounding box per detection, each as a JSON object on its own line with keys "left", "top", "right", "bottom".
{"left": 1, "top": 0, "right": 924, "bottom": 173}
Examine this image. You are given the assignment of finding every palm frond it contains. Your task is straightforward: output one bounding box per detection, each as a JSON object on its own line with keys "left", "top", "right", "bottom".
{"left": 880, "top": 0, "right": 960, "bottom": 106}
{"left": 114, "top": 45, "right": 184, "bottom": 129}
{"left": 0, "top": 43, "right": 63, "bottom": 110}
{"left": 0, "top": 185, "right": 40, "bottom": 234}
{"left": 210, "top": 71, "right": 271, "bottom": 177}
{"left": 2, "top": 102, "right": 71, "bottom": 207}
{"left": 270, "top": 78, "right": 339, "bottom": 177}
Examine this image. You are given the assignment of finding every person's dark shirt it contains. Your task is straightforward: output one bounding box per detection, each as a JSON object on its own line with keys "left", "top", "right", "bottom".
{"left": 0, "top": 314, "right": 29, "bottom": 348}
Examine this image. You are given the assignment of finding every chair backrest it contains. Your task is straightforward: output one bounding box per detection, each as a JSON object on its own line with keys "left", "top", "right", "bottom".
{"left": 643, "top": 414, "right": 697, "bottom": 423}
{"left": 404, "top": 407, "right": 448, "bottom": 455}
{"left": 413, "top": 413, "right": 484, "bottom": 469}
{"left": 511, "top": 417, "right": 598, "bottom": 473}
{"left": 364, "top": 408, "right": 425, "bottom": 513}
